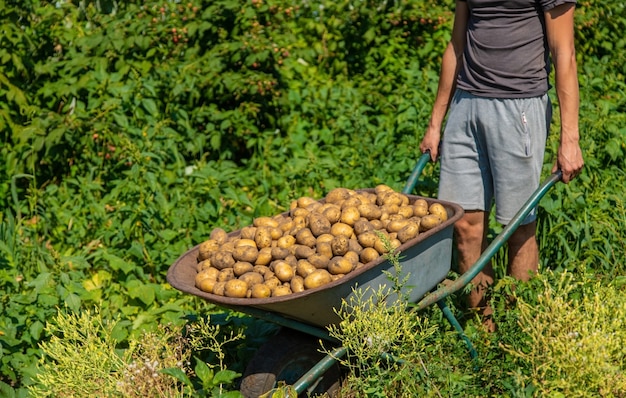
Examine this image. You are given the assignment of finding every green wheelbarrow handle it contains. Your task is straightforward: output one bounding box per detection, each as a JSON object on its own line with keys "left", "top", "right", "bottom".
{"left": 415, "top": 169, "right": 563, "bottom": 310}
{"left": 402, "top": 152, "right": 432, "bottom": 195}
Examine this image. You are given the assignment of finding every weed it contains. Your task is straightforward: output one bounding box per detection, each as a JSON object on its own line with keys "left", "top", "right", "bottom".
{"left": 501, "top": 270, "right": 626, "bottom": 397}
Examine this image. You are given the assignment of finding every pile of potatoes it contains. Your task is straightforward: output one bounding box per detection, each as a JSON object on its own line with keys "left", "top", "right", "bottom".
{"left": 194, "top": 185, "right": 448, "bottom": 299}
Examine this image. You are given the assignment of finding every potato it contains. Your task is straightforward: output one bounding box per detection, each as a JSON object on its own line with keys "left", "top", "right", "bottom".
{"left": 347, "top": 239, "right": 363, "bottom": 254}
{"left": 360, "top": 247, "right": 380, "bottom": 264}
{"left": 291, "top": 207, "right": 309, "bottom": 218}
{"left": 264, "top": 276, "right": 281, "bottom": 290}
{"left": 305, "top": 202, "right": 323, "bottom": 213}
{"left": 255, "top": 247, "right": 273, "bottom": 266}
{"left": 297, "top": 196, "right": 317, "bottom": 208}
{"left": 386, "top": 219, "right": 409, "bottom": 233}
{"left": 413, "top": 200, "right": 429, "bottom": 217}
{"left": 296, "top": 260, "right": 317, "bottom": 277}
{"left": 341, "top": 196, "right": 362, "bottom": 210}
{"left": 253, "top": 264, "right": 271, "bottom": 276}
{"left": 239, "top": 271, "right": 264, "bottom": 287}
{"left": 268, "top": 226, "right": 282, "bottom": 240}
{"left": 373, "top": 231, "right": 391, "bottom": 254}
{"left": 316, "top": 233, "right": 335, "bottom": 244}
{"left": 325, "top": 188, "right": 351, "bottom": 204}
{"left": 250, "top": 283, "right": 272, "bottom": 298}
{"left": 322, "top": 204, "right": 342, "bottom": 224}
{"left": 239, "top": 226, "right": 257, "bottom": 240}
{"left": 398, "top": 205, "right": 415, "bottom": 219}
{"left": 343, "top": 250, "right": 360, "bottom": 266}
{"left": 304, "top": 269, "right": 333, "bottom": 289}
{"left": 330, "top": 222, "right": 353, "bottom": 239}
{"left": 272, "top": 285, "right": 293, "bottom": 297}
{"left": 353, "top": 219, "right": 374, "bottom": 235}
{"left": 308, "top": 212, "right": 332, "bottom": 237}
{"left": 357, "top": 231, "right": 378, "bottom": 248}
{"left": 328, "top": 257, "right": 354, "bottom": 275}
{"left": 196, "top": 277, "right": 217, "bottom": 293}
{"left": 196, "top": 259, "right": 212, "bottom": 273}
{"left": 290, "top": 215, "right": 307, "bottom": 234}
{"left": 273, "top": 261, "right": 295, "bottom": 283}
{"left": 290, "top": 275, "right": 305, "bottom": 293}
{"left": 295, "top": 228, "right": 316, "bottom": 248}
{"left": 270, "top": 246, "right": 290, "bottom": 260}
{"left": 233, "top": 261, "right": 254, "bottom": 276}
{"left": 284, "top": 254, "right": 298, "bottom": 267}
{"left": 221, "top": 240, "right": 236, "bottom": 253}
{"left": 278, "top": 218, "right": 295, "bottom": 233}
{"left": 397, "top": 222, "right": 420, "bottom": 243}
{"left": 420, "top": 214, "right": 442, "bottom": 231}
{"left": 370, "top": 219, "right": 384, "bottom": 230}
{"left": 197, "top": 239, "right": 220, "bottom": 261}
{"left": 217, "top": 268, "right": 235, "bottom": 282}
{"left": 331, "top": 236, "right": 349, "bottom": 256}
{"left": 211, "top": 251, "right": 236, "bottom": 270}
{"left": 224, "top": 279, "right": 248, "bottom": 298}
{"left": 253, "top": 216, "right": 279, "bottom": 228}
{"left": 254, "top": 227, "right": 273, "bottom": 249}
{"left": 212, "top": 281, "right": 226, "bottom": 296}
{"left": 196, "top": 266, "right": 220, "bottom": 283}
{"left": 234, "top": 238, "right": 256, "bottom": 248}
{"left": 331, "top": 274, "right": 345, "bottom": 281}
{"left": 374, "top": 184, "right": 394, "bottom": 195}
{"left": 340, "top": 207, "right": 360, "bottom": 226}
{"left": 382, "top": 192, "right": 405, "bottom": 207}
{"left": 357, "top": 203, "right": 382, "bottom": 221}
{"left": 277, "top": 235, "right": 296, "bottom": 249}
{"left": 428, "top": 203, "right": 448, "bottom": 222}
{"left": 355, "top": 192, "right": 373, "bottom": 204}
{"left": 232, "top": 245, "right": 259, "bottom": 264}
{"left": 308, "top": 253, "right": 331, "bottom": 269}
{"left": 210, "top": 227, "right": 229, "bottom": 245}
{"left": 314, "top": 241, "right": 330, "bottom": 259}
{"left": 294, "top": 244, "right": 316, "bottom": 259}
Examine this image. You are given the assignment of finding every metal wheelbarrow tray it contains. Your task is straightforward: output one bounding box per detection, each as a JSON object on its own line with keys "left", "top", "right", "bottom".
{"left": 166, "top": 189, "right": 465, "bottom": 328}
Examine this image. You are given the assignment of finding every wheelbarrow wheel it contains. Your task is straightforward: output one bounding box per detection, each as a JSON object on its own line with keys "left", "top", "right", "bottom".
{"left": 240, "top": 327, "right": 343, "bottom": 398}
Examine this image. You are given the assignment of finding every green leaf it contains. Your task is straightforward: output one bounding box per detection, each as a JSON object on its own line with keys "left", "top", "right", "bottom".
{"left": 142, "top": 98, "right": 158, "bottom": 117}
{"left": 127, "top": 281, "right": 156, "bottom": 305}
{"left": 213, "top": 369, "right": 241, "bottom": 385}
{"left": 103, "top": 252, "right": 134, "bottom": 274}
{"left": 194, "top": 358, "right": 214, "bottom": 384}
{"left": 160, "top": 367, "right": 193, "bottom": 387}
{"left": 29, "top": 321, "right": 44, "bottom": 341}
{"left": 0, "top": 381, "right": 16, "bottom": 398}
{"left": 64, "top": 293, "right": 82, "bottom": 312}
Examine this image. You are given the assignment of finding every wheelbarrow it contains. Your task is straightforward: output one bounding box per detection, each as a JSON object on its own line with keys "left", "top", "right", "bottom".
{"left": 166, "top": 152, "right": 562, "bottom": 397}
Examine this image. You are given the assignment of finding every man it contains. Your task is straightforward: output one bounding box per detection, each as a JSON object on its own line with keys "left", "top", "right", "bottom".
{"left": 419, "top": 0, "right": 584, "bottom": 328}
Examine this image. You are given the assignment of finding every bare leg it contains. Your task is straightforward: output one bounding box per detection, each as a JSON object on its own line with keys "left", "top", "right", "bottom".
{"left": 507, "top": 221, "right": 539, "bottom": 281}
{"left": 454, "top": 211, "right": 494, "bottom": 310}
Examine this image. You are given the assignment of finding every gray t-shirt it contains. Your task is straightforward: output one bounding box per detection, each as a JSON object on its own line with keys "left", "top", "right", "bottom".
{"left": 456, "top": 0, "right": 577, "bottom": 99}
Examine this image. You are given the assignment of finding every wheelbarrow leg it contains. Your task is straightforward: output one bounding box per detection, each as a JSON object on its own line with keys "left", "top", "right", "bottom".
{"left": 437, "top": 300, "right": 478, "bottom": 360}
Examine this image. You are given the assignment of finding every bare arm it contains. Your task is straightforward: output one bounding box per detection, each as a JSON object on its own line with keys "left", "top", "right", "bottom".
{"left": 545, "top": 3, "right": 584, "bottom": 183}
{"left": 420, "top": 1, "right": 469, "bottom": 161}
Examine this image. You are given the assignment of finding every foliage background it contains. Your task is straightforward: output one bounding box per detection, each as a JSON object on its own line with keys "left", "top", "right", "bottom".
{"left": 1, "top": 0, "right": 625, "bottom": 396}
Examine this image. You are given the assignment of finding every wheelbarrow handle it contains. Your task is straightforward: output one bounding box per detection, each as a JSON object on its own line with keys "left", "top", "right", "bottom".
{"left": 415, "top": 170, "right": 563, "bottom": 310}
{"left": 402, "top": 151, "right": 432, "bottom": 195}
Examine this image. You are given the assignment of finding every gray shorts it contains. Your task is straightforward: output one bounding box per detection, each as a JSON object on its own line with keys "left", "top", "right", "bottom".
{"left": 438, "top": 89, "right": 551, "bottom": 225}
